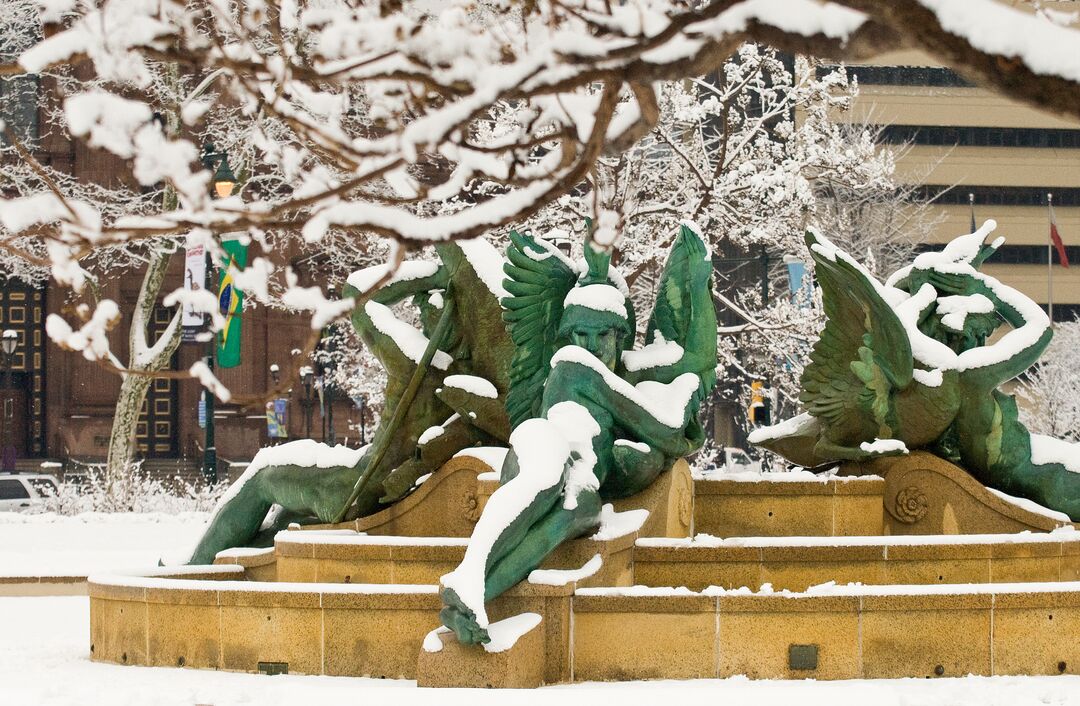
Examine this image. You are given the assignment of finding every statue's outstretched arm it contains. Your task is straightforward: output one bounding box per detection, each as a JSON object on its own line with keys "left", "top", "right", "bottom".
{"left": 927, "top": 270, "right": 1052, "bottom": 386}
{"left": 345, "top": 268, "right": 448, "bottom": 377}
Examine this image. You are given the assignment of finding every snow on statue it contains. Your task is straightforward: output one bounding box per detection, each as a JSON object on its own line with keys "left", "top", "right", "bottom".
{"left": 752, "top": 221, "right": 1080, "bottom": 522}
{"left": 439, "top": 223, "right": 717, "bottom": 645}
{"left": 185, "top": 240, "right": 514, "bottom": 564}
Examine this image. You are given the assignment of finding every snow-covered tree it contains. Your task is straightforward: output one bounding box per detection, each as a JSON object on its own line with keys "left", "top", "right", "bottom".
{"left": 1017, "top": 320, "right": 1080, "bottom": 443}
{"left": 0, "top": 0, "right": 1077, "bottom": 406}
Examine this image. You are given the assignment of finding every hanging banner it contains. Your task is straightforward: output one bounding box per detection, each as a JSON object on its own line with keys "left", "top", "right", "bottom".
{"left": 783, "top": 255, "right": 812, "bottom": 308}
{"left": 182, "top": 243, "right": 207, "bottom": 342}
{"left": 267, "top": 398, "right": 289, "bottom": 439}
{"left": 216, "top": 236, "right": 248, "bottom": 368}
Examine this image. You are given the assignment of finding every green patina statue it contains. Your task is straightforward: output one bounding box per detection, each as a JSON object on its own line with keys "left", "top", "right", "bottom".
{"left": 752, "top": 222, "right": 1080, "bottom": 521}
{"left": 186, "top": 240, "right": 514, "bottom": 564}
{"left": 438, "top": 223, "right": 717, "bottom": 645}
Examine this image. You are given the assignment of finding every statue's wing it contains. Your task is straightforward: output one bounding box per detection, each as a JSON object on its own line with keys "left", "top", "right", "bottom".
{"left": 640, "top": 223, "right": 718, "bottom": 395}
{"left": 436, "top": 240, "right": 515, "bottom": 394}
{"left": 801, "top": 231, "right": 913, "bottom": 434}
{"left": 502, "top": 230, "right": 578, "bottom": 429}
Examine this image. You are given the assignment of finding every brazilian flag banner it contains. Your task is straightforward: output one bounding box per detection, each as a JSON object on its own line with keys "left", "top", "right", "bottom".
{"left": 217, "top": 237, "right": 248, "bottom": 368}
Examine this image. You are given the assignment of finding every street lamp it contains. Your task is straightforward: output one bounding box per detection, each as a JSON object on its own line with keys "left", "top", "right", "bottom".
{"left": 354, "top": 393, "right": 367, "bottom": 446}
{"left": 197, "top": 142, "right": 236, "bottom": 484}
{"left": 269, "top": 363, "right": 280, "bottom": 385}
{"left": 300, "top": 365, "right": 315, "bottom": 438}
{"left": 1, "top": 330, "right": 17, "bottom": 473}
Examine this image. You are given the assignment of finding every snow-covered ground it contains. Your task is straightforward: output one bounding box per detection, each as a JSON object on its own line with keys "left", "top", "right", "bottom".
{"left": 2, "top": 515, "right": 1080, "bottom": 704}
{"left": 4, "top": 596, "right": 1080, "bottom": 706}
{"left": 0, "top": 512, "right": 207, "bottom": 576}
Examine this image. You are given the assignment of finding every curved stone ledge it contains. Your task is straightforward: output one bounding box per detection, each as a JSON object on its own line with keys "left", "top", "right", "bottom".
{"left": 274, "top": 529, "right": 637, "bottom": 587}
{"left": 633, "top": 530, "right": 1080, "bottom": 591}
{"left": 692, "top": 475, "right": 885, "bottom": 538}
{"left": 89, "top": 562, "right": 1080, "bottom": 683}
{"left": 572, "top": 581, "right": 1080, "bottom": 681}
{"left": 855, "top": 451, "right": 1079, "bottom": 536}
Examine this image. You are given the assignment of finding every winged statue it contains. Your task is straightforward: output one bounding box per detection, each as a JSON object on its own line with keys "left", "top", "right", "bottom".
{"left": 439, "top": 222, "right": 718, "bottom": 645}
{"left": 185, "top": 240, "right": 514, "bottom": 564}
{"left": 752, "top": 224, "right": 1080, "bottom": 523}
{"left": 750, "top": 230, "right": 962, "bottom": 468}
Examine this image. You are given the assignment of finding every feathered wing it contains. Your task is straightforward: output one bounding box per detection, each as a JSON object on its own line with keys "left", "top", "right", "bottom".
{"left": 641, "top": 223, "right": 718, "bottom": 396}
{"left": 502, "top": 230, "right": 578, "bottom": 429}
{"left": 800, "top": 231, "right": 913, "bottom": 441}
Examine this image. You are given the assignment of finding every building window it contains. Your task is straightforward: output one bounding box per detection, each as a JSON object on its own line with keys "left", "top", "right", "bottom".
{"left": 916, "top": 186, "right": 1080, "bottom": 208}
{"left": 875, "top": 125, "right": 1080, "bottom": 149}
{"left": 818, "top": 65, "right": 973, "bottom": 88}
{"left": 917, "top": 243, "right": 1080, "bottom": 266}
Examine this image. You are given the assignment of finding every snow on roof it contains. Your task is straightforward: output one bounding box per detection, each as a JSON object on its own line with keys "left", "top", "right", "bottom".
{"left": 364, "top": 301, "right": 453, "bottom": 370}
{"left": 346, "top": 260, "right": 439, "bottom": 293}
{"left": 563, "top": 284, "right": 626, "bottom": 317}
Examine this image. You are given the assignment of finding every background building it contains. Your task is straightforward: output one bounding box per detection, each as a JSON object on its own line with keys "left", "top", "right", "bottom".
{"left": 847, "top": 46, "right": 1080, "bottom": 321}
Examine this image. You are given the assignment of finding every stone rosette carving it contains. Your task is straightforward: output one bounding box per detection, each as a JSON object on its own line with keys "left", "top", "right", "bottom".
{"left": 893, "top": 485, "right": 929, "bottom": 524}
{"left": 462, "top": 489, "right": 483, "bottom": 522}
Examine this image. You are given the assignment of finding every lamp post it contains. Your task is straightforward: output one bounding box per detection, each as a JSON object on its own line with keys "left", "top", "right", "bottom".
{"left": 1, "top": 330, "right": 17, "bottom": 473}
{"left": 198, "top": 143, "right": 236, "bottom": 484}
{"left": 355, "top": 394, "right": 367, "bottom": 446}
{"left": 320, "top": 327, "right": 337, "bottom": 445}
{"left": 300, "top": 366, "right": 314, "bottom": 438}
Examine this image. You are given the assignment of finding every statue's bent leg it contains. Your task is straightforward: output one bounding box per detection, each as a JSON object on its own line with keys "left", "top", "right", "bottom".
{"left": 483, "top": 486, "right": 602, "bottom": 600}
{"left": 994, "top": 460, "right": 1080, "bottom": 522}
{"left": 186, "top": 462, "right": 362, "bottom": 564}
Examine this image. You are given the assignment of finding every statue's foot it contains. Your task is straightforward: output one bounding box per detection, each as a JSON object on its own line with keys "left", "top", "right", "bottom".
{"left": 439, "top": 588, "right": 490, "bottom": 645}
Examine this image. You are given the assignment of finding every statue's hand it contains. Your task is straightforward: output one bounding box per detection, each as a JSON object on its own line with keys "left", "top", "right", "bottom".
{"left": 927, "top": 270, "right": 989, "bottom": 299}
{"left": 440, "top": 587, "right": 491, "bottom": 645}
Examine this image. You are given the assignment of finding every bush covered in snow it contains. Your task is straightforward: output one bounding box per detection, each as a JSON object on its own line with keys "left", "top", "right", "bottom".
{"left": 1017, "top": 320, "right": 1080, "bottom": 443}
{"left": 39, "top": 462, "right": 227, "bottom": 516}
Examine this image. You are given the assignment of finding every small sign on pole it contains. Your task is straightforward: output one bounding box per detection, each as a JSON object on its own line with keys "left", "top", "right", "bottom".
{"left": 182, "top": 243, "right": 207, "bottom": 343}
{"left": 267, "top": 398, "right": 288, "bottom": 439}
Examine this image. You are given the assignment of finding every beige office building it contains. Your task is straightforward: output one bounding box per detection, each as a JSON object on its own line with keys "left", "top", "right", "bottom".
{"left": 845, "top": 44, "right": 1080, "bottom": 321}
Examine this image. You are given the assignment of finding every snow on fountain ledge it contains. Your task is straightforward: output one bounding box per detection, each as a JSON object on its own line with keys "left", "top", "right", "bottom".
{"left": 454, "top": 446, "right": 510, "bottom": 476}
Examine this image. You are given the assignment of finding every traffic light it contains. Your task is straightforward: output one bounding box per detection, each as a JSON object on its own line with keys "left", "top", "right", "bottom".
{"left": 748, "top": 380, "right": 772, "bottom": 426}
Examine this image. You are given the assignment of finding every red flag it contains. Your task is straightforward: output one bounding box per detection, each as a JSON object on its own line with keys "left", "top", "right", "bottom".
{"left": 1050, "top": 200, "right": 1070, "bottom": 268}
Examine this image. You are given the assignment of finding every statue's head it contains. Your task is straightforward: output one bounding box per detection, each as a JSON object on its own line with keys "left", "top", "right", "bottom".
{"left": 559, "top": 287, "right": 632, "bottom": 371}
{"left": 922, "top": 308, "right": 1003, "bottom": 354}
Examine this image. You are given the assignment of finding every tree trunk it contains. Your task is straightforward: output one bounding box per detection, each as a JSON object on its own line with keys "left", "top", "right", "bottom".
{"left": 104, "top": 248, "right": 183, "bottom": 479}
{"left": 105, "top": 372, "right": 153, "bottom": 479}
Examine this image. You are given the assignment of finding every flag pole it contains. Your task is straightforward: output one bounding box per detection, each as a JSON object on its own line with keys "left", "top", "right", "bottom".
{"left": 1048, "top": 192, "right": 1054, "bottom": 325}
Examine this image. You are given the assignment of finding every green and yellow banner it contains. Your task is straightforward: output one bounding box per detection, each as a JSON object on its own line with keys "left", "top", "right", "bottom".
{"left": 217, "top": 237, "right": 248, "bottom": 368}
